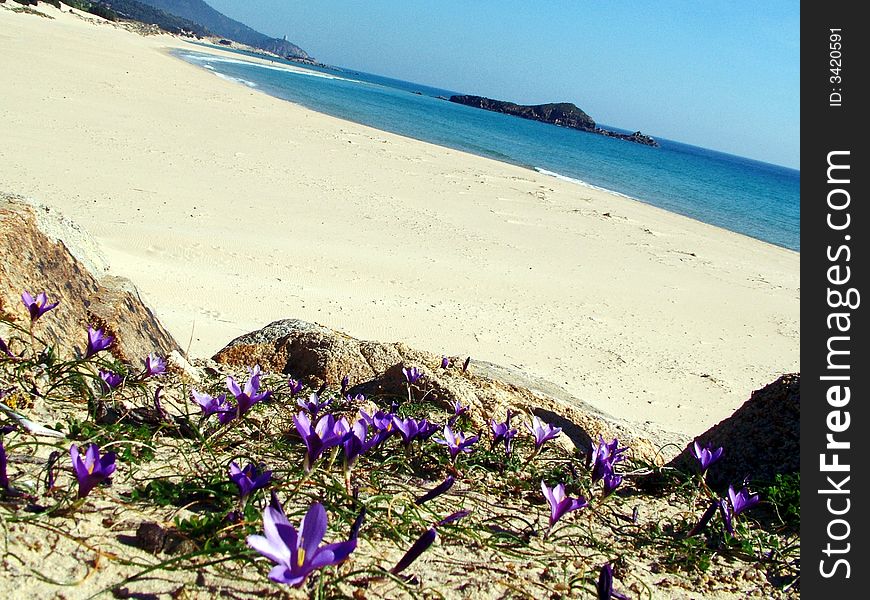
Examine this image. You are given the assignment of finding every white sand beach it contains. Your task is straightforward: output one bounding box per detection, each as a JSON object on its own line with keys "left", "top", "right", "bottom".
{"left": 0, "top": 4, "right": 799, "bottom": 435}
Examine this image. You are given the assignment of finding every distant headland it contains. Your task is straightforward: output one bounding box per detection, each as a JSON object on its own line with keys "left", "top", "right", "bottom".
{"left": 449, "top": 95, "right": 659, "bottom": 147}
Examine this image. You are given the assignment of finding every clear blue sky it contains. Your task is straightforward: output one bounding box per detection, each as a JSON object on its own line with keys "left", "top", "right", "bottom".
{"left": 205, "top": 1, "right": 800, "bottom": 169}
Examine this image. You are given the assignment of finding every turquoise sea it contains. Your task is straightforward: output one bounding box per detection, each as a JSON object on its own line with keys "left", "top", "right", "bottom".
{"left": 177, "top": 46, "right": 800, "bottom": 252}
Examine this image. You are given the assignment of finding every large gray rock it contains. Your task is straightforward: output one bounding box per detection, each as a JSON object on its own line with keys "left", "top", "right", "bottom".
{"left": 213, "top": 318, "right": 687, "bottom": 463}
{"left": 667, "top": 373, "right": 799, "bottom": 488}
{"left": 0, "top": 195, "right": 180, "bottom": 363}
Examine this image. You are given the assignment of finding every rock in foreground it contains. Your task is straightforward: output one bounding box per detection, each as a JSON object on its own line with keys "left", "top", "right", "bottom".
{"left": 667, "top": 373, "right": 799, "bottom": 487}
{"left": 213, "top": 318, "right": 686, "bottom": 463}
{"left": 0, "top": 194, "right": 180, "bottom": 362}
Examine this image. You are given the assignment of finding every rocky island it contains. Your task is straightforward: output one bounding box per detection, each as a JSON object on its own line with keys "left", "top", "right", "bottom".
{"left": 449, "top": 94, "right": 659, "bottom": 147}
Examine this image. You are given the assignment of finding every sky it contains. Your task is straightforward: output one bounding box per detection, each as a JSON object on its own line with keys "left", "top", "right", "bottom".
{"left": 205, "top": 1, "right": 800, "bottom": 169}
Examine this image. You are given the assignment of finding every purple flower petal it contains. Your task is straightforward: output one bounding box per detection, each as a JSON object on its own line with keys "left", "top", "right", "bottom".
{"left": 415, "top": 476, "right": 455, "bottom": 505}
{"left": 0, "top": 337, "right": 16, "bottom": 359}
{"left": 309, "top": 538, "right": 357, "bottom": 569}
{"left": 70, "top": 443, "right": 116, "bottom": 498}
{"left": 299, "top": 502, "right": 329, "bottom": 560}
{"left": 85, "top": 326, "right": 114, "bottom": 358}
{"left": 350, "top": 507, "right": 366, "bottom": 540}
{"left": 0, "top": 440, "right": 9, "bottom": 490}
{"left": 144, "top": 353, "right": 166, "bottom": 377}
{"left": 689, "top": 500, "right": 720, "bottom": 536}
{"left": 402, "top": 366, "right": 423, "bottom": 384}
{"left": 248, "top": 501, "right": 356, "bottom": 588}
{"left": 728, "top": 484, "right": 760, "bottom": 516}
{"left": 436, "top": 509, "right": 471, "bottom": 527}
{"left": 21, "top": 290, "right": 59, "bottom": 322}
{"left": 541, "top": 481, "right": 587, "bottom": 526}
{"left": 391, "top": 528, "right": 437, "bottom": 575}
{"left": 526, "top": 416, "right": 562, "bottom": 452}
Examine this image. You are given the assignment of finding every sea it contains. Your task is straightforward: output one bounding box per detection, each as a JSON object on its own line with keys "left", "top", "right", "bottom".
{"left": 176, "top": 45, "right": 800, "bottom": 252}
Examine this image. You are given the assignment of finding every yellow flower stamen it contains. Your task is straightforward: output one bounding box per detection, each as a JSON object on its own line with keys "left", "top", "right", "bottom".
{"left": 297, "top": 548, "right": 306, "bottom": 567}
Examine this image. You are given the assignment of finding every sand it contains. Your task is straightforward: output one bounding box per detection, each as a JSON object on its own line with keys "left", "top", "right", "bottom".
{"left": 0, "top": 4, "right": 799, "bottom": 436}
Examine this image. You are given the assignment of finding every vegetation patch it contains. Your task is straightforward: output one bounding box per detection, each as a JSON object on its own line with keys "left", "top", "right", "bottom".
{"left": 1, "top": 291, "right": 799, "bottom": 597}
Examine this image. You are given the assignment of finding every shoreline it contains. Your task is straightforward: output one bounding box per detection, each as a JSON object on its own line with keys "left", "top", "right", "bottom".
{"left": 174, "top": 44, "right": 800, "bottom": 254}
{"left": 0, "top": 5, "right": 799, "bottom": 436}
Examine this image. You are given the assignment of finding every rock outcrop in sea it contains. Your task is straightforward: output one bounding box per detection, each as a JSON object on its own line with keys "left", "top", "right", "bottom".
{"left": 449, "top": 94, "right": 660, "bottom": 147}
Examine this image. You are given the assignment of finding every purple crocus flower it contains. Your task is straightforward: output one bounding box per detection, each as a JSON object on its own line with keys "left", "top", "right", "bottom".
{"left": 85, "top": 326, "right": 114, "bottom": 358}
{"left": 602, "top": 472, "right": 623, "bottom": 497}
{"left": 462, "top": 357, "right": 471, "bottom": 372}
{"left": 391, "top": 527, "right": 437, "bottom": 575}
{"left": 297, "top": 393, "right": 331, "bottom": 418}
{"left": 490, "top": 411, "right": 518, "bottom": 456}
{"left": 360, "top": 412, "right": 396, "bottom": 448}
{"left": 191, "top": 389, "right": 231, "bottom": 419}
{"left": 450, "top": 400, "right": 469, "bottom": 417}
{"left": 596, "top": 563, "right": 629, "bottom": 600}
{"left": 340, "top": 375, "right": 350, "bottom": 396}
{"left": 419, "top": 420, "right": 440, "bottom": 441}
{"left": 728, "top": 484, "right": 760, "bottom": 516}
{"left": 590, "top": 437, "right": 627, "bottom": 483}
{"left": 402, "top": 366, "right": 423, "bottom": 384}
{"left": 360, "top": 409, "right": 392, "bottom": 430}
{"left": 143, "top": 353, "right": 166, "bottom": 377}
{"left": 691, "top": 441, "right": 724, "bottom": 473}
{"left": 287, "top": 378, "right": 304, "bottom": 396}
{"left": 392, "top": 416, "right": 438, "bottom": 447}
{"left": 526, "top": 416, "right": 562, "bottom": 454}
{"left": 226, "top": 365, "right": 272, "bottom": 417}
{"left": 440, "top": 356, "right": 450, "bottom": 369}
{"left": 718, "top": 485, "right": 761, "bottom": 536}
{"left": 434, "top": 425, "right": 478, "bottom": 461}
{"left": 341, "top": 419, "right": 372, "bottom": 471}
{"left": 331, "top": 416, "right": 352, "bottom": 439}
{"left": 216, "top": 402, "right": 239, "bottom": 425}
{"left": 359, "top": 409, "right": 396, "bottom": 445}
{"left": 70, "top": 443, "right": 116, "bottom": 498}
{"left": 293, "top": 413, "right": 345, "bottom": 471}
{"left": 99, "top": 369, "right": 123, "bottom": 392}
{"left": 229, "top": 461, "right": 272, "bottom": 499}
{"left": 246, "top": 502, "right": 356, "bottom": 587}
{"left": 541, "top": 481, "right": 587, "bottom": 527}
{"left": 21, "top": 291, "right": 59, "bottom": 322}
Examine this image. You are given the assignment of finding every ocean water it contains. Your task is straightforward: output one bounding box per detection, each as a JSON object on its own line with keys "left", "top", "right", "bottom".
{"left": 177, "top": 46, "right": 800, "bottom": 252}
